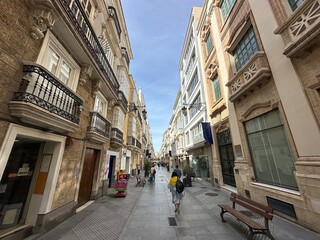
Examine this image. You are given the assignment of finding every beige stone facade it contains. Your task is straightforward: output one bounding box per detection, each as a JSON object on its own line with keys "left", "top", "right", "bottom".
{"left": 0, "top": 0, "right": 151, "bottom": 238}
{"left": 198, "top": 0, "right": 320, "bottom": 233}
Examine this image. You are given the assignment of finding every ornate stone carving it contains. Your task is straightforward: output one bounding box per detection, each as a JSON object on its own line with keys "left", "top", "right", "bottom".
{"left": 79, "top": 65, "right": 93, "bottom": 86}
{"left": 92, "top": 79, "right": 102, "bottom": 95}
{"left": 243, "top": 63, "right": 257, "bottom": 82}
{"left": 289, "top": 0, "right": 320, "bottom": 38}
{"left": 28, "top": 0, "right": 56, "bottom": 39}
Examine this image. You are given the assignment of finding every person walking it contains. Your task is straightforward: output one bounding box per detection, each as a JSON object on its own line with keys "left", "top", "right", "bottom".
{"left": 168, "top": 171, "right": 183, "bottom": 213}
{"left": 149, "top": 164, "right": 156, "bottom": 183}
{"left": 173, "top": 165, "right": 182, "bottom": 179}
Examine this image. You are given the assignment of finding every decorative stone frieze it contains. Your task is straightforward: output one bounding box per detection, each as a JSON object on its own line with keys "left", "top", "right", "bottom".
{"left": 27, "top": 0, "right": 56, "bottom": 39}
{"left": 275, "top": 0, "right": 320, "bottom": 57}
{"left": 79, "top": 65, "right": 93, "bottom": 86}
{"left": 226, "top": 51, "right": 272, "bottom": 102}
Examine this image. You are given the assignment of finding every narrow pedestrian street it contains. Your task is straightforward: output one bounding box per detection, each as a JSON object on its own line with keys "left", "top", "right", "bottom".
{"left": 25, "top": 166, "right": 320, "bottom": 240}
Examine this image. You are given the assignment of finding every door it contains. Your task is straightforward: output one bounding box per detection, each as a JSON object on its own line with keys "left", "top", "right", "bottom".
{"left": 108, "top": 156, "right": 115, "bottom": 188}
{"left": 219, "top": 144, "right": 236, "bottom": 187}
{"left": 217, "top": 129, "right": 236, "bottom": 187}
{"left": 0, "top": 138, "right": 41, "bottom": 229}
{"left": 78, "top": 148, "right": 97, "bottom": 206}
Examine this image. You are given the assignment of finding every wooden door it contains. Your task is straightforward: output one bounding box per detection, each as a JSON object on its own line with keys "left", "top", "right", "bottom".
{"left": 78, "top": 149, "right": 97, "bottom": 206}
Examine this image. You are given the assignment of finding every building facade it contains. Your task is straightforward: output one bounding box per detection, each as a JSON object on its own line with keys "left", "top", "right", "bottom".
{"left": 197, "top": 0, "right": 320, "bottom": 233}
{"left": 179, "top": 7, "right": 213, "bottom": 182}
{"left": 0, "top": 0, "right": 151, "bottom": 238}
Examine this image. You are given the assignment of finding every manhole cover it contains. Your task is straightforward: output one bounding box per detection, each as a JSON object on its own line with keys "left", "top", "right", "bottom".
{"left": 168, "top": 217, "right": 177, "bottom": 226}
{"left": 205, "top": 192, "right": 218, "bottom": 196}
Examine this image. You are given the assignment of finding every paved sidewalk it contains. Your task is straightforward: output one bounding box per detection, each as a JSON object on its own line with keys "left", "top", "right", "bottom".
{"left": 26, "top": 166, "right": 320, "bottom": 240}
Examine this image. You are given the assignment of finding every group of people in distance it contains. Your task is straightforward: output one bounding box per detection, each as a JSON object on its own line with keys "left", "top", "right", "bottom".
{"left": 168, "top": 165, "right": 184, "bottom": 214}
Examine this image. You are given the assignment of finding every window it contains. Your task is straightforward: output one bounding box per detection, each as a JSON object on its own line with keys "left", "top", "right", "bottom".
{"left": 187, "top": 71, "right": 199, "bottom": 97}
{"left": 205, "top": 33, "right": 213, "bottom": 55}
{"left": 245, "top": 110, "right": 297, "bottom": 190}
{"left": 191, "top": 122, "right": 203, "bottom": 143}
{"left": 112, "top": 107, "right": 125, "bottom": 129}
{"left": 38, "top": 31, "right": 80, "bottom": 91}
{"left": 211, "top": 74, "right": 222, "bottom": 101}
{"left": 288, "top": 0, "right": 304, "bottom": 11}
{"left": 128, "top": 116, "right": 136, "bottom": 136}
{"left": 233, "top": 26, "right": 259, "bottom": 71}
{"left": 94, "top": 92, "right": 108, "bottom": 116}
{"left": 189, "top": 94, "right": 201, "bottom": 119}
{"left": 221, "top": 0, "right": 236, "bottom": 20}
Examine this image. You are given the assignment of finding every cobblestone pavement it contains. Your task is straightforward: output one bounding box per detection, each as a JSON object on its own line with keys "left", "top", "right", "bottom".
{"left": 27, "top": 166, "right": 320, "bottom": 240}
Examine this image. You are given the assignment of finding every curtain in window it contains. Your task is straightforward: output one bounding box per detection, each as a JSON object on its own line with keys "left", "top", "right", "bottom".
{"left": 245, "top": 110, "right": 297, "bottom": 190}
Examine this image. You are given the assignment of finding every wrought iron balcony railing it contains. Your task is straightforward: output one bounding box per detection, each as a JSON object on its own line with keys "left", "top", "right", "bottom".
{"left": 11, "top": 63, "right": 83, "bottom": 124}
{"left": 226, "top": 52, "right": 272, "bottom": 102}
{"left": 136, "top": 139, "right": 142, "bottom": 149}
{"left": 127, "top": 136, "right": 135, "bottom": 146}
{"left": 110, "top": 127, "right": 123, "bottom": 145}
{"left": 59, "top": 0, "right": 119, "bottom": 90}
{"left": 87, "top": 112, "right": 111, "bottom": 138}
{"left": 108, "top": 6, "right": 122, "bottom": 38}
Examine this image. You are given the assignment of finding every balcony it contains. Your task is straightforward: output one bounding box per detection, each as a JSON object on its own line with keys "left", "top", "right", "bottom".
{"left": 108, "top": 6, "right": 121, "bottom": 38}
{"left": 9, "top": 63, "right": 83, "bottom": 133}
{"left": 127, "top": 136, "right": 141, "bottom": 149}
{"left": 110, "top": 127, "right": 123, "bottom": 146}
{"left": 58, "top": 0, "right": 119, "bottom": 91}
{"left": 87, "top": 112, "right": 111, "bottom": 143}
{"left": 275, "top": 0, "right": 320, "bottom": 57}
{"left": 127, "top": 136, "right": 135, "bottom": 147}
{"left": 226, "top": 52, "right": 272, "bottom": 102}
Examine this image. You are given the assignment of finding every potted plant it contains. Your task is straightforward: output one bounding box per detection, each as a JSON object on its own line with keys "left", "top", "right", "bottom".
{"left": 144, "top": 160, "right": 151, "bottom": 177}
{"left": 182, "top": 164, "right": 192, "bottom": 187}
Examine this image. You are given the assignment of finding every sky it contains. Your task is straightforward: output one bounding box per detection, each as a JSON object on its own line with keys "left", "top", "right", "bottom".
{"left": 121, "top": 0, "right": 204, "bottom": 152}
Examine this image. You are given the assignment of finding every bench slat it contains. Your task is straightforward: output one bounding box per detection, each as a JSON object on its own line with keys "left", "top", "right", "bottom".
{"left": 219, "top": 204, "right": 267, "bottom": 230}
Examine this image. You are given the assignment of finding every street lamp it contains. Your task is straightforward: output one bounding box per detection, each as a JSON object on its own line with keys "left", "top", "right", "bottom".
{"left": 128, "top": 103, "right": 147, "bottom": 120}
{"left": 181, "top": 102, "right": 206, "bottom": 116}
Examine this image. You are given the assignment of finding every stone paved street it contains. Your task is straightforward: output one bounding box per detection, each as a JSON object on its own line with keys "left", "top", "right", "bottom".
{"left": 26, "top": 167, "right": 320, "bottom": 240}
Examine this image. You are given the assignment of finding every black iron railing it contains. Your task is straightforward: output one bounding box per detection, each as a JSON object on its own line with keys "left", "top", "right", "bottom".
{"left": 108, "top": 6, "right": 122, "bottom": 38}
{"left": 127, "top": 136, "right": 135, "bottom": 146}
{"left": 136, "top": 139, "right": 141, "bottom": 149}
{"left": 59, "top": 0, "right": 119, "bottom": 91}
{"left": 110, "top": 127, "right": 123, "bottom": 144}
{"left": 88, "top": 112, "right": 111, "bottom": 137}
{"left": 12, "top": 63, "right": 83, "bottom": 124}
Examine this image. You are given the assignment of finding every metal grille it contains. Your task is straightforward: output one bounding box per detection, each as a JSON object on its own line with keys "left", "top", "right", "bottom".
{"left": 168, "top": 217, "right": 177, "bottom": 226}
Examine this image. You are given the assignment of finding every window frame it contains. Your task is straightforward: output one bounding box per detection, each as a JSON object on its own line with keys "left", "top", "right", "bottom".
{"left": 232, "top": 26, "right": 259, "bottom": 71}
{"left": 220, "top": 0, "right": 236, "bottom": 21}
{"left": 205, "top": 33, "right": 214, "bottom": 56}
{"left": 245, "top": 110, "right": 298, "bottom": 190}
{"left": 211, "top": 74, "right": 222, "bottom": 102}
{"left": 94, "top": 91, "right": 108, "bottom": 117}
{"left": 288, "top": 0, "right": 305, "bottom": 11}
{"left": 37, "top": 31, "right": 80, "bottom": 92}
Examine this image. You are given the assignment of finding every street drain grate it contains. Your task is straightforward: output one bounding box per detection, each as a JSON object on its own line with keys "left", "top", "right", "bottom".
{"left": 201, "top": 187, "right": 207, "bottom": 189}
{"left": 205, "top": 192, "right": 218, "bottom": 196}
{"left": 168, "top": 217, "right": 177, "bottom": 226}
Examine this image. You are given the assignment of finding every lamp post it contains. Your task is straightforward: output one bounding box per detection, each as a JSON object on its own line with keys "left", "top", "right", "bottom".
{"left": 128, "top": 103, "right": 147, "bottom": 120}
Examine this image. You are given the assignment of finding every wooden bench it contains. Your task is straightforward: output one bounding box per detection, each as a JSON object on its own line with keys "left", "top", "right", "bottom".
{"left": 218, "top": 193, "right": 275, "bottom": 240}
